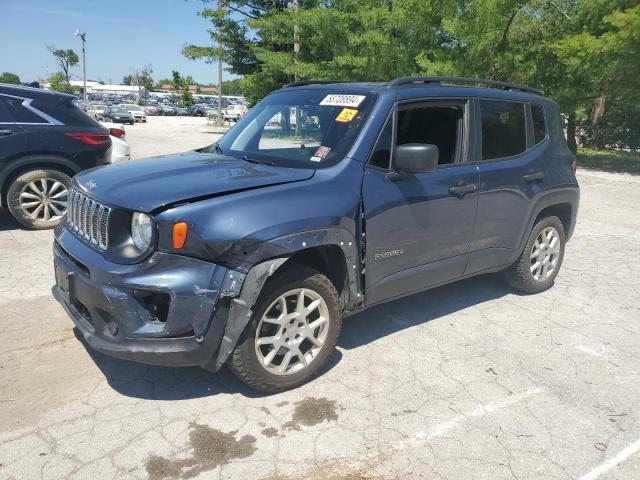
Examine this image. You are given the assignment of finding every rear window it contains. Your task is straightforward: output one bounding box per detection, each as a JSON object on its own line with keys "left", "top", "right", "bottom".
{"left": 531, "top": 104, "right": 547, "bottom": 144}
{"left": 49, "top": 98, "right": 102, "bottom": 127}
{"left": 480, "top": 100, "right": 526, "bottom": 160}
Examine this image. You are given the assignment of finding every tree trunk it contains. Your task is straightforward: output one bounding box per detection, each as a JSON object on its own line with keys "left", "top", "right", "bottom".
{"left": 566, "top": 111, "right": 578, "bottom": 154}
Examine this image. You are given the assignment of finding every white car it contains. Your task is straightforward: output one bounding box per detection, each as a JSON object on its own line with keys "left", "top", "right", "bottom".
{"left": 222, "top": 104, "right": 248, "bottom": 121}
{"left": 121, "top": 104, "right": 147, "bottom": 123}
{"left": 91, "top": 104, "right": 106, "bottom": 120}
{"left": 100, "top": 122, "right": 131, "bottom": 163}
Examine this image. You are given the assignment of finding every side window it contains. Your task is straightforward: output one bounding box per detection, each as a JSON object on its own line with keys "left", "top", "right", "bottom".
{"left": 2, "top": 96, "right": 45, "bottom": 124}
{"left": 0, "top": 98, "right": 13, "bottom": 122}
{"left": 480, "top": 100, "right": 526, "bottom": 160}
{"left": 369, "top": 116, "right": 393, "bottom": 169}
{"left": 531, "top": 104, "right": 546, "bottom": 144}
{"left": 396, "top": 104, "right": 463, "bottom": 165}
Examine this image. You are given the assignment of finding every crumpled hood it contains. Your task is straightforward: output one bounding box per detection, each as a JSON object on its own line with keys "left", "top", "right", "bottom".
{"left": 73, "top": 152, "right": 315, "bottom": 213}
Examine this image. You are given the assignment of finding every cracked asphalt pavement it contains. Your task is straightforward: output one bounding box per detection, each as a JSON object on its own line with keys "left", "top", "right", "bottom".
{"left": 1, "top": 117, "right": 640, "bottom": 479}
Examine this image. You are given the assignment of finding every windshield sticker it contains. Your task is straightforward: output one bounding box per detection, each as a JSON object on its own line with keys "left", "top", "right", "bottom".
{"left": 335, "top": 108, "right": 358, "bottom": 123}
{"left": 311, "top": 146, "right": 332, "bottom": 162}
{"left": 320, "top": 94, "right": 366, "bottom": 107}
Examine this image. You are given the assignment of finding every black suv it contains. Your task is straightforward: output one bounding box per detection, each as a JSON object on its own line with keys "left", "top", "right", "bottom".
{"left": 0, "top": 84, "right": 111, "bottom": 229}
{"left": 52, "top": 77, "right": 579, "bottom": 392}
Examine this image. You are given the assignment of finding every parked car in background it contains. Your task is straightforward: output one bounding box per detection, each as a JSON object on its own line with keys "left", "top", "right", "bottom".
{"left": 0, "top": 83, "right": 111, "bottom": 229}
{"left": 157, "top": 105, "right": 176, "bottom": 116}
{"left": 143, "top": 105, "right": 158, "bottom": 116}
{"left": 91, "top": 104, "right": 106, "bottom": 120}
{"left": 222, "top": 103, "right": 248, "bottom": 121}
{"left": 175, "top": 107, "right": 189, "bottom": 116}
{"left": 99, "top": 122, "right": 131, "bottom": 163}
{"left": 121, "top": 104, "right": 146, "bottom": 123}
{"left": 102, "top": 106, "right": 134, "bottom": 125}
{"left": 205, "top": 108, "right": 218, "bottom": 121}
{"left": 187, "top": 104, "right": 207, "bottom": 116}
{"left": 51, "top": 77, "right": 579, "bottom": 391}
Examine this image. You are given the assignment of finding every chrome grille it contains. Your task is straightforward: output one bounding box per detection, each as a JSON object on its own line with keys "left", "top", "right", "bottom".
{"left": 66, "top": 189, "right": 111, "bottom": 250}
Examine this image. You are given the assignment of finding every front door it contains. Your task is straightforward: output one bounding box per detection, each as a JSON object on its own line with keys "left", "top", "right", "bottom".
{"left": 362, "top": 100, "right": 479, "bottom": 306}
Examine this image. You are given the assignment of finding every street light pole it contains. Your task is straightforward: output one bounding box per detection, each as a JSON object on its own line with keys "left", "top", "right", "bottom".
{"left": 74, "top": 29, "right": 87, "bottom": 107}
{"left": 217, "top": 0, "right": 224, "bottom": 127}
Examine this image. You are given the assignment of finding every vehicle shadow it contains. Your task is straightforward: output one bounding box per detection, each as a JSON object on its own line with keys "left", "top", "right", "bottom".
{"left": 76, "top": 272, "right": 512, "bottom": 400}
{"left": 74, "top": 328, "right": 344, "bottom": 400}
{"left": 0, "top": 211, "right": 22, "bottom": 231}
{"left": 338, "top": 273, "right": 512, "bottom": 350}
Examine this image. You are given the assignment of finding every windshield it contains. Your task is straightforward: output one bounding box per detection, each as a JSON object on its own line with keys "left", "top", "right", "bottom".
{"left": 124, "top": 105, "right": 142, "bottom": 111}
{"left": 209, "top": 89, "right": 376, "bottom": 168}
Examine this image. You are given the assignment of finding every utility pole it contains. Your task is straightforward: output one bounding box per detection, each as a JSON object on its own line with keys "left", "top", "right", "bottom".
{"left": 293, "top": 0, "right": 299, "bottom": 83}
{"left": 293, "top": 0, "right": 301, "bottom": 136}
{"left": 217, "top": 0, "right": 224, "bottom": 126}
{"left": 74, "top": 29, "right": 87, "bottom": 107}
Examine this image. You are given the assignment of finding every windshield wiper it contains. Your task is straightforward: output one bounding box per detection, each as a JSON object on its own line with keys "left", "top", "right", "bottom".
{"left": 241, "top": 155, "right": 275, "bottom": 167}
{"left": 210, "top": 143, "right": 224, "bottom": 154}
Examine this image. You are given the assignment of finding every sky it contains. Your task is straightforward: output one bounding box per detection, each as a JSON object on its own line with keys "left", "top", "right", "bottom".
{"left": 0, "top": 0, "right": 236, "bottom": 85}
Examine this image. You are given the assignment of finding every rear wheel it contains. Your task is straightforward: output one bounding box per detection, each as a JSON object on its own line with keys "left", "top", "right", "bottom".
{"left": 6, "top": 169, "right": 71, "bottom": 229}
{"left": 229, "top": 268, "right": 341, "bottom": 392}
{"left": 504, "top": 215, "right": 565, "bottom": 294}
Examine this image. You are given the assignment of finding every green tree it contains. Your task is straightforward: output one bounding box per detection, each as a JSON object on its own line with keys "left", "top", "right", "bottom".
{"left": 47, "top": 46, "right": 79, "bottom": 83}
{"left": 48, "top": 71, "right": 77, "bottom": 94}
{"left": 122, "top": 74, "right": 133, "bottom": 85}
{"left": 0, "top": 72, "right": 21, "bottom": 84}
{"left": 171, "top": 70, "right": 196, "bottom": 107}
{"left": 221, "top": 78, "right": 244, "bottom": 95}
{"left": 185, "top": 0, "right": 640, "bottom": 150}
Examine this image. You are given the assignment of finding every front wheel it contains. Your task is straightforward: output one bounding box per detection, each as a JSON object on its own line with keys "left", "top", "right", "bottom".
{"left": 6, "top": 169, "right": 71, "bottom": 229}
{"left": 504, "top": 215, "right": 565, "bottom": 294}
{"left": 229, "top": 268, "right": 341, "bottom": 392}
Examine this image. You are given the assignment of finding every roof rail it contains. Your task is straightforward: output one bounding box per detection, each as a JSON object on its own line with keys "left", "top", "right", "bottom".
{"left": 387, "top": 76, "right": 543, "bottom": 95}
{"left": 284, "top": 80, "right": 346, "bottom": 88}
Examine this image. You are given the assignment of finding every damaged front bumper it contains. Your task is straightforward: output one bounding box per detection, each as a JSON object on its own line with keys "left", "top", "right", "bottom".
{"left": 52, "top": 226, "right": 245, "bottom": 369}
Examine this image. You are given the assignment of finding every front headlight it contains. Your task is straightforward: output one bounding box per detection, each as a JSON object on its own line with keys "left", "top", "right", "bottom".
{"left": 131, "top": 212, "right": 153, "bottom": 252}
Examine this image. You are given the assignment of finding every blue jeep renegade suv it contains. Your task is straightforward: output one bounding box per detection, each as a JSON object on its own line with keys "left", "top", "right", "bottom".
{"left": 52, "top": 77, "right": 579, "bottom": 392}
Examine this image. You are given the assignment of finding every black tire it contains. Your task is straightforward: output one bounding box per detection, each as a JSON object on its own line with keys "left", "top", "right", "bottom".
{"left": 229, "top": 267, "right": 341, "bottom": 393}
{"left": 504, "top": 215, "right": 565, "bottom": 294}
{"left": 6, "top": 169, "right": 71, "bottom": 229}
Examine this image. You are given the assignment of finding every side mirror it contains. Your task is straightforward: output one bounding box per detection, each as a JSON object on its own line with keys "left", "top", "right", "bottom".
{"left": 393, "top": 143, "right": 439, "bottom": 174}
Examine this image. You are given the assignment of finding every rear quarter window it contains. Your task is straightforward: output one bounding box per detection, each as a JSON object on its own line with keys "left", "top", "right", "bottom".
{"left": 480, "top": 100, "right": 526, "bottom": 160}
{"left": 531, "top": 104, "right": 547, "bottom": 144}
{"left": 1, "top": 96, "right": 46, "bottom": 123}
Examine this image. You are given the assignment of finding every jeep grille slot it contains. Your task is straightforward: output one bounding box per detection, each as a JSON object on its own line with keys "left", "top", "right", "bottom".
{"left": 67, "top": 189, "right": 111, "bottom": 251}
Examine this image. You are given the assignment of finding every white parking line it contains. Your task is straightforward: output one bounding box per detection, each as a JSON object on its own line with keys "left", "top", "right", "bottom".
{"left": 579, "top": 437, "right": 640, "bottom": 480}
{"left": 408, "top": 388, "right": 542, "bottom": 446}
{"left": 575, "top": 345, "right": 606, "bottom": 357}
{"left": 355, "top": 388, "right": 543, "bottom": 467}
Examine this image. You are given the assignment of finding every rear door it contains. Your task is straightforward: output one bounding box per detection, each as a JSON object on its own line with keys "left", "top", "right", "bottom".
{"left": 0, "top": 94, "right": 29, "bottom": 183}
{"left": 362, "top": 99, "right": 479, "bottom": 306}
{"left": 466, "top": 99, "right": 550, "bottom": 274}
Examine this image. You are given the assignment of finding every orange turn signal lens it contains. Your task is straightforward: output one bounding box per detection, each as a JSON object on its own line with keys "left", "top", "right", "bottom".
{"left": 173, "top": 222, "right": 188, "bottom": 249}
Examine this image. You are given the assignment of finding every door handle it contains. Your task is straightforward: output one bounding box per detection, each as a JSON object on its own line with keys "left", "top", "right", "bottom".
{"left": 523, "top": 171, "right": 545, "bottom": 182}
{"left": 449, "top": 182, "right": 477, "bottom": 198}
{"left": 0, "top": 129, "right": 13, "bottom": 136}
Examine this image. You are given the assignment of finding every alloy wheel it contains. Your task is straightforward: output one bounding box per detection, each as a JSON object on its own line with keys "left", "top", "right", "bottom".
{"left": 254, "top": 288, "right": 330, "bottom": 376}
{"left": 530, "top": 226, "right": 561, "bottom": 282}
{"left": 19, "top": 177, "right": 68, "bottom": 223}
